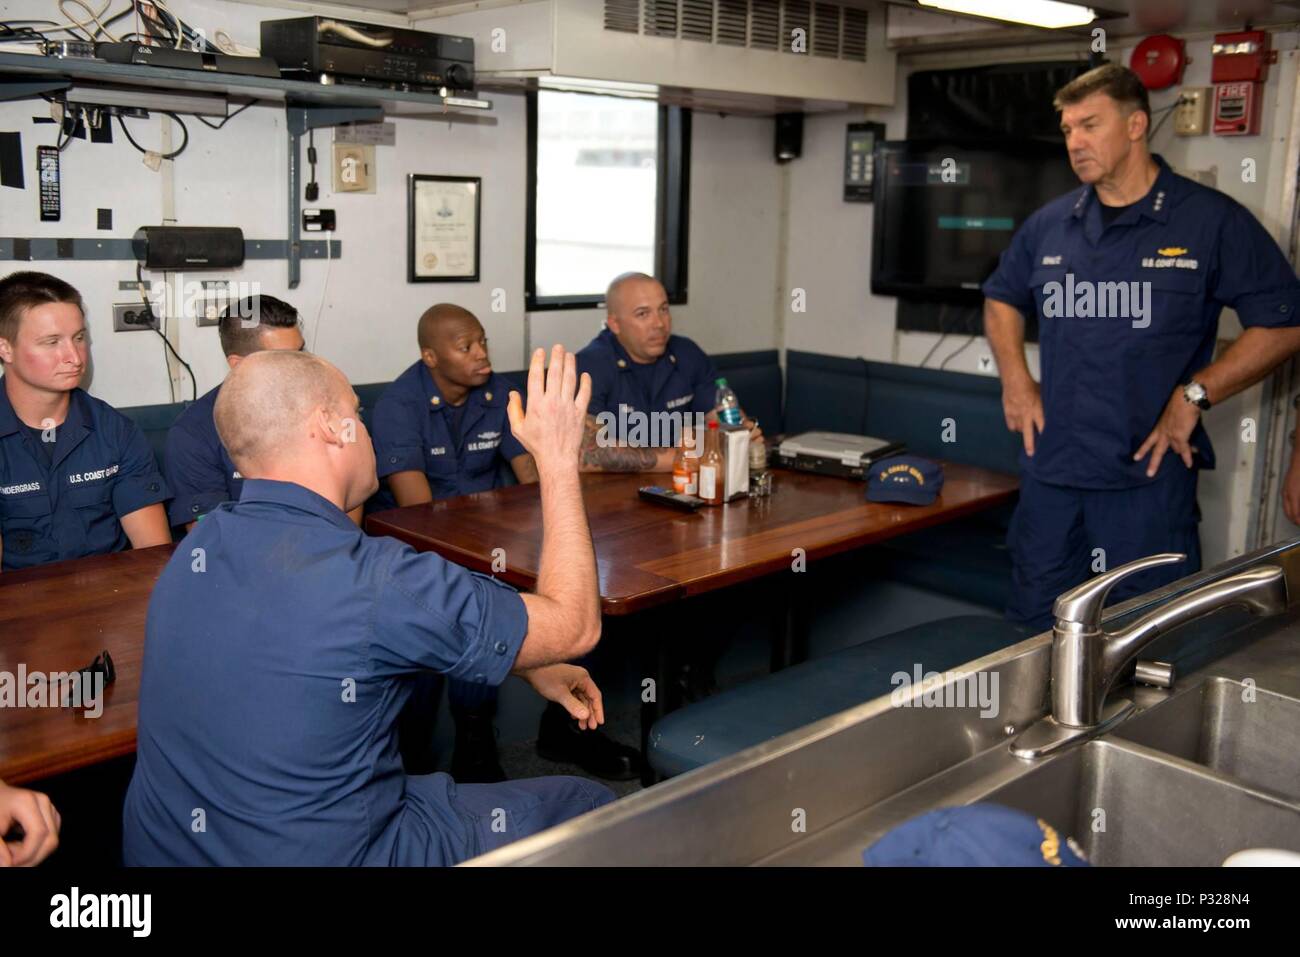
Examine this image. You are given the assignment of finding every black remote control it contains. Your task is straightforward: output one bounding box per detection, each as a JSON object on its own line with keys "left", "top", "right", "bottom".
{"left": 37, "top": 145, "right": 60, "bottom": 222}
{"left": 638, "top": 485, "right": 705, "bottom": 512}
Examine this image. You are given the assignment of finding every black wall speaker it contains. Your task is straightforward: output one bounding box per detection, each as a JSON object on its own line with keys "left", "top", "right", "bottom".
{"left": 142, "top": 226, "right": 245, "bottom": 269}
{"left": 775, "top": 112, "right": 804, "bottom": 164}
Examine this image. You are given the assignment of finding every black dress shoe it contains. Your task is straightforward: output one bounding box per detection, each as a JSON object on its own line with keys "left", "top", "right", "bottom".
{"left": 450, "top": 711, "right": 506, "bottom": 784}
{"left": 536, "top": 702, "right": 642, "bottom": 781}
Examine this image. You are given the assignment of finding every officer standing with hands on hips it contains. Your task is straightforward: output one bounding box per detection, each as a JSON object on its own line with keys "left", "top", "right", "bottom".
{"left": 983, "top": 63, "right": 1300, "bottom": 631}
{"left": 123, "top": 345, "right": 614, "bottom": 865}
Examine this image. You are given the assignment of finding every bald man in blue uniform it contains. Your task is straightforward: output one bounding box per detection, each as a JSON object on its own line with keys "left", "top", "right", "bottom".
{"left": 123, "top": 346, "right": 614, "bottom": 865}
{"left": 575, "top": 272, "right": 759, "bottom": 472}
{"left": 984, "top": 64, "right": 1300, "bottom": 630}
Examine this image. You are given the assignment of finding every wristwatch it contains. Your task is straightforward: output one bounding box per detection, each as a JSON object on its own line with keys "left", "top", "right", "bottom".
{"left": 1182, "top": 381, "right": 1211, "bottom": 410}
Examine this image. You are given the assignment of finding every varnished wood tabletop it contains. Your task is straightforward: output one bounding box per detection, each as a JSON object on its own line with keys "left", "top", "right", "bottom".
{"left": 367, "top": 465, "right": 1019, "bottom": 615}
{"left": 0, "top": 464, "right": 1017, "bottom": 784}
{"left": 0, "top": 545, "right": 175, "bottom": 785}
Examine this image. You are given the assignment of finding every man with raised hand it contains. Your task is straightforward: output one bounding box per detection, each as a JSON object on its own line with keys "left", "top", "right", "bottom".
{"left": 123, "top": 346, "right": 614, "bottom": 865}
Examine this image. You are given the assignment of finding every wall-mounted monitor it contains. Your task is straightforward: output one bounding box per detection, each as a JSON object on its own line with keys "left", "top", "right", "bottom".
{"left": 871, "top": 140, "right": 1080, "bottom": 303}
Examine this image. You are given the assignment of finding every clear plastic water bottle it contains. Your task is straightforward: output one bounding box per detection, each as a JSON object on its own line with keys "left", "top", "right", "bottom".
{"left": 715, "top": 378, "right": 743, "bottom": 426}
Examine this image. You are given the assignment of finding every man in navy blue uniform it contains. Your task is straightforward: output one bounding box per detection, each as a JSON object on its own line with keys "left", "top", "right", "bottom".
{"left": 370, "top": 303, "right": 536, "bottom": 784}
{"left": 575, "top": 272, "right": 759, "bottom": 471}
{"left": 0, "top": 271, "right": 171, "bottom": 571}
{"left": 984, "top": 64, "right": 1300, "bottom": 630}
{"left": 123, "top": 346, "right": 614, "bottom": 865}
{"left": 163, "top": 295, "right": 367, "bottom": 530}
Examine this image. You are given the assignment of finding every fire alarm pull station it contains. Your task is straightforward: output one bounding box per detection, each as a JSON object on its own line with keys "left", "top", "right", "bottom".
{"left": 1211, "top": 30, "right": 1274, "bottom": 136}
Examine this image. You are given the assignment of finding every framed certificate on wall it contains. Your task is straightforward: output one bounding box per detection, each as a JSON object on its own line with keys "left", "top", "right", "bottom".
{"left": 408, "top": 174, "right": 481, "bottom": 282}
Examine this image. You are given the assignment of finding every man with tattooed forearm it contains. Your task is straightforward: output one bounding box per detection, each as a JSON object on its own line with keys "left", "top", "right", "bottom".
{"left": 575, "top": 272, "right": 761, "bottom": 473}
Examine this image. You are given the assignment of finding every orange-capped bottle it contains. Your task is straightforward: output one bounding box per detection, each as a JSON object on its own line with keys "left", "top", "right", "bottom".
{"left": 698, "top": 421, "right": 724, "bottom": 505}
{"left": 672, "top": 444, "right": 692, "bottom": 494}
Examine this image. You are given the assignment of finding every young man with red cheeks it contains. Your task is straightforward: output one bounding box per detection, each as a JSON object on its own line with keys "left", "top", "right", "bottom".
{"left": 0, "top": 271, "right": 170, "bottom": 571}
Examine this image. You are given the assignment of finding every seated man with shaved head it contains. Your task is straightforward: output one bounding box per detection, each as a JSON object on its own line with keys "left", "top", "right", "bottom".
{"left": 373, "top": 303, "right": 536, "bottom": 509}
{"left": 576, "top": 272, "right": 760, "bottom": 472}
{"left": 370, "top": 303, "right": 537, "bottom": 784}
{"left": 123, "top": 346, "right": 614, "bottom": 866}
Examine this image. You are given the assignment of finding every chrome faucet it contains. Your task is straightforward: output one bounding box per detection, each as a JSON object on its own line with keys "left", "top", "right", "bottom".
{"left": 1011, "top": 553, "right": 1288, "bottom": 759}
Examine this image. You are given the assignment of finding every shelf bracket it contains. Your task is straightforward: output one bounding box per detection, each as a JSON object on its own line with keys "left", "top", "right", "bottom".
{"left": 284, "top": 103, "right": 380, "bottom": 287}
{"left": 0, "top": 76, "right": 70, "bottom": 103}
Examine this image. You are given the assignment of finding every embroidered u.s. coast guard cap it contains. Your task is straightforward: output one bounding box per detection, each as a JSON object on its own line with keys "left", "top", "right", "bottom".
{"left": 866, "top": 455, "right": 944, "bottom": 506}
{"left": 862, "top": 803, "right": 1090, "bottom": 867}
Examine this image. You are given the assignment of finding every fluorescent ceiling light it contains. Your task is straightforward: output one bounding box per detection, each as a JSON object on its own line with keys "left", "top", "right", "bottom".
{"left": 918, "top": 0, "right": 1097, "bottom": 29}
{"left": 539, "top": 76, "right": 660, "bottom": 100}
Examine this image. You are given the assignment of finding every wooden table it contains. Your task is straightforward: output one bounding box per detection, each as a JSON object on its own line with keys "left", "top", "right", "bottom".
{"left": 0, "top": 465, "right": 1018, "bottom": 788}
{"left": 368, "top": 465, "right": 1019, "bottom": 782}
{"left": 367, "top": 466, "right": 1019, "bottom": 613}
{"left": 0, "top": 545, "right": 175, "bottom": 785}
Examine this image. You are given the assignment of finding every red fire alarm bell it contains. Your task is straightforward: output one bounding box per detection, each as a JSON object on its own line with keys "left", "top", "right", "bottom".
{"left": 1211, "top": 30, "right": 1273, "bottom": 135}
{"left": 1130, "top": 34, "right": 1186, "bottom": 90}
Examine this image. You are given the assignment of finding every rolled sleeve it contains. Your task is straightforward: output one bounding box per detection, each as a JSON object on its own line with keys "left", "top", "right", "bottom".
{"left": 164, "top": 424, "right": 229, "bottom": 524}
{"left": 111, "top": 419, "right": 170, "bottom": 518}
{"left": 370, "top": 543, "right": 528, "bottom": 685}
{"left": 981, "top": 216, "right": 1038, "bottom": 314}
{"left": 1212, "top": 203, "right": 1300, "bottom": 329}
{"left": 371, "top": 395, "right": 426, "bottom": 478}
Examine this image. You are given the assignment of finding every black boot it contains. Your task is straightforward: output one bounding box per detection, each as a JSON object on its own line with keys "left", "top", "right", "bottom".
{"left": 536, "top": 701, "right": 642, "bottom": 781}
{"left": 450, "top": 710, "right": 506, "bottom": 783}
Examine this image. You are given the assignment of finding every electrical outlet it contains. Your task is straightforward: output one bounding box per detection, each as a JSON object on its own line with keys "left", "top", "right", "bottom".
{"left": 113, "top": 302, "right": 159, "bottom": 332}
{"left": 193, "top": 281, "right": 232, "bottom": 327}
{"left": 1175, "top": 88, "right": 1211, "bottom": 135}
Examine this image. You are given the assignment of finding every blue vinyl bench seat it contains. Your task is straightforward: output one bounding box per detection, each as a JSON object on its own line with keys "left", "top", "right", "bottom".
{"left": 647, "top": 615, "right": 1033, "bottom": 777}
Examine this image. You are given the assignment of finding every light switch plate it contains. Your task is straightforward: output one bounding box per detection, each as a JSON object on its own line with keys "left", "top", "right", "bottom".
{"left": 333, "top": 144, "right": 375, "bottom": 193}
{"left": 1175, "top": 88, "right": 1211, "bottom": 136}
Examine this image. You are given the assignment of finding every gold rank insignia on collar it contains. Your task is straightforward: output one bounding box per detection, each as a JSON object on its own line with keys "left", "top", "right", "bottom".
{"left": 484, "top": 392, "right": 493, "bottom": 401}
{"left": 616, "top": 359, "right": 627, "bottom": 368}
{"left": 430, "top": 396, "right": 441, "bottom": 405}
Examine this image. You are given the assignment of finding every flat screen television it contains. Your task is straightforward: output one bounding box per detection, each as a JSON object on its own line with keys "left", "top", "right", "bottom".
{"left": 871, "top": 140, "right": 1081, "bottom": 303}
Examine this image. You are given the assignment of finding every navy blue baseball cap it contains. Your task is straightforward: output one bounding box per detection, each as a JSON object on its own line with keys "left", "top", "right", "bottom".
{"left": 866, "top": 456, "right": 944, "bottom": 506}
{"left": 862, "top": 804, "right": 1090, "bottom": 867}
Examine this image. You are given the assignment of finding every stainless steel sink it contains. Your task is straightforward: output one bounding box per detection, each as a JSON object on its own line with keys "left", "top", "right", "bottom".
{"left": 1113, "top": 678, "right": 1300, "bottom": 801}
{"left": 981, "top": 738, "right": 1300, "bottom": 866}
{"left": 466, "top": 539, "right": 1300, "bottom": 867}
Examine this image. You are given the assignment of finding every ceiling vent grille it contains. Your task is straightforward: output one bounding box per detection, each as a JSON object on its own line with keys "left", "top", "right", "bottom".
{"left": 681, "top": 0, "right": 715, "bottom": 41}
{"left": 843, "top": 6, "right": 867, "bottom": 61}
{"left": 605, "top": 0, "right": 640, "bottom": 33}
{"left": 644, "top": 0, "right": 679, "bottom": 37}
{"left": 604, "top": 1, "right": 868, "bottom": 62}
{"left": 750, "top": 0, "right": 781, "bottom": 51}
{"left": 781, "top": 0, "right": 811, "bottom": 55}
{"left": 716, "top": 0, "right": 748, "bottom": 46}
{"left": 812, "top": 3, "right": 841, "bottom": 57}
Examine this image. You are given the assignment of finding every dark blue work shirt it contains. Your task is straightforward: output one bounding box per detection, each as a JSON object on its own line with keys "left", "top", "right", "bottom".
{"left": 576, "top": 328, "right": 719, "bottom": 436}
{"left": 370, "top": 362, "right": 526, "bottom": 509}
{"left": 163, "top": 384, "right": 241, "bottom": 526}
{"left": 983, "top": 155, "right": 1300, "bottom": 489}
{"left": 122, "top": 479, "right": 529, "bottom": 866}
{"left": 0, "top": 383, "right": 169, "bottom": 571}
